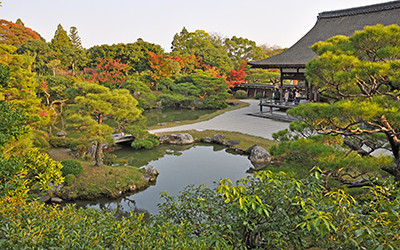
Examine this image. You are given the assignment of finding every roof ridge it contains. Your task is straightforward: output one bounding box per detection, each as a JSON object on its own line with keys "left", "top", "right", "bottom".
{"left": 318, "top": 1, "right": 400, "bottom": 19}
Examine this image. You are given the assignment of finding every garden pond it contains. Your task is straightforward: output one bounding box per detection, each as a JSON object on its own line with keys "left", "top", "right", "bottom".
{"left": 72, "top": 143, "right": 258, "bottom": 216}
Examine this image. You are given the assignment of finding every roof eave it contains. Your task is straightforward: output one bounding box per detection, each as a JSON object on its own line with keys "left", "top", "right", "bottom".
{"left": 248, "top": 62, "right": 306, "bottom": 69}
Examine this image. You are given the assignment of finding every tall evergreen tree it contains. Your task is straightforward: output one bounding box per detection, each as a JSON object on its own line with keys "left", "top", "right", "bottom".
{"left": 15, "top": 18, "right": 24, "bottom": 26}
{"left": 51, "top": 24, "right": 72, "bottom": 51}
{"left": 69, "top": 26, "right": 83, "bottom": 50}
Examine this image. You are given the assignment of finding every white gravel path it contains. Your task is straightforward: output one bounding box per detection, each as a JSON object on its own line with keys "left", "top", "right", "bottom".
{"left": 149, "top": 99, "right": 290, "bottom": 140}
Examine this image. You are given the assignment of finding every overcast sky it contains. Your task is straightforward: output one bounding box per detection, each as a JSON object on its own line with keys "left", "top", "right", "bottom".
{"left": 0, "top": 0, "right": 393, "bottom": 51}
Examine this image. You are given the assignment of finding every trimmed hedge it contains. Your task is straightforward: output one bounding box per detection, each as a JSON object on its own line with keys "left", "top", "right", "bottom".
{"left": 60, "top": 160, "right": 83, "bottom": 177}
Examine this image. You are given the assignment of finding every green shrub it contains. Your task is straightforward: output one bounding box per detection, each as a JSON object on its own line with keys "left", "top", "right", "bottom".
{"left": 64, "top": 174, "right": 75, "bottom": 186}
{"left": 0, "top": 197, "right": 226, "bottom": 249}
{"left": 234, "top": 90, "right": 247, "bottom": 99}
{"left": 49, "top": 136, "right": 69, "bottom": 148}
{"left": 103, "top": 152, "right": 119, "bottom": 166}
{"left": 60, "top": 160, "right": 83, "bottom": 177}
{"left": 254, "top": 92, "right": 263, "bottom": 99}
{"left": 131, "top": 134, "right": 160, "bottom": 149}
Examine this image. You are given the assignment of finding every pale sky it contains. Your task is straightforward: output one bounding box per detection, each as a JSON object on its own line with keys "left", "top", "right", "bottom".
{"left": 0, "top": 0, "right": 393, "bottom": 51}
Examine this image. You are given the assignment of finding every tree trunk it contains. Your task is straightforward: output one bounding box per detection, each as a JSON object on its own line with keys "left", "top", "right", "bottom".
{"left": 384, "top": 132, "right": 400, "bottom": 181}
{"left": 94, "top": 141, "right": 103, "bottom": 167}
{"left": 72, "top": 61, "right": 75, "bottom": 76}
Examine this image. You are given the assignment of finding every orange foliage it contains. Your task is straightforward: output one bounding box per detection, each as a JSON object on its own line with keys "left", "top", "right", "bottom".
{"left": 0, "top": 19, "right": 40, "bottom": 46}
{"left": 89, "top": 58, "right": 129, "bottom": 87}
{"left": 147, "top": 52, "right": 203, "bottom": 81}
{"left": 226, "top": 60, "right": 247, "bottom": 88}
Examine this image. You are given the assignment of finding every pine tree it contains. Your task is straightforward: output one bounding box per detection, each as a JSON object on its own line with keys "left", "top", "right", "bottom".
{"left": 51, "top": 24, "right": 72, "bottom": 51}
{"left": 15, "top": 18, "right": 24, "bottom": 26}
{"left": 69, "top": 26, "right": 83, "bottom": 50}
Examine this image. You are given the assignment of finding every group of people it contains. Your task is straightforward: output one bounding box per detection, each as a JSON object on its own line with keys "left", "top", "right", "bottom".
{"left": 273, "top": 88, "right": 301, "bottom": 104}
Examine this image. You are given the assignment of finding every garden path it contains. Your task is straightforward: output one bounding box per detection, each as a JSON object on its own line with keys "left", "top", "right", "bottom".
{"left": 149, "top": 99, "right": 290, "bottom": 140}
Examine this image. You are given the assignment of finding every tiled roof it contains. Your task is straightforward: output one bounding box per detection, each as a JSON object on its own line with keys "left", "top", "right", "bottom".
{"left": 249, "top": 1, "right": 400, "bottom": 69}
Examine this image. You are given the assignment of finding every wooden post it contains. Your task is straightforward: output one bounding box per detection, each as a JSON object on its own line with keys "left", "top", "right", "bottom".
{"left": 280, "top": 67, "right": 284, "bottom": 104}
{"left": 305, "top": 80, "right": 309, "bottom": 100}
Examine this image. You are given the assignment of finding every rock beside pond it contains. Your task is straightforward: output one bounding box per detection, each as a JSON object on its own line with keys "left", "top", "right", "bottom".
{"left": 129, "top": 185, "right": 137, "bottom": 192}
{"left": 202, "top": 137, "right": 212, "bottom": 143}
{"left": 142, "top": 174, "right": 157, "bottom": 182}
{"left": 142, "top": 174, "right": 151, "bottom": 182}
{"left": 212, "top": 134, "right": 225, "bottom": 144}
{"left": 225, "top": 140, "right": 240, "bottom": 147}
{"left": 144, "top": 164, "right": 159, "bottom": 176}
{"left": 248, "top": 145, "right": 272, "bottom": 163}
{"left": 40, "top": 195, "right": 51, "bottom": 203}
{"left": 169, "top": 133, "right": 194, "bottom": 145}
{"left": 51, "top": 197, "right": 63, "bottom": 203}
{"left": 246, "top": 144, "right": 257, "bottom": 155}
{"left": 158, "top": 135, "right": 169, "bottom": 144}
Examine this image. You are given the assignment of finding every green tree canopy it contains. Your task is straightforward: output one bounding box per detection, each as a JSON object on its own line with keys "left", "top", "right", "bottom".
{"left": 224, "top": 36, "right": 265, "bottom": 68}
{"left": 17, "top": 39, "right": 52, "bottom": 76}
{"left": 0, "top": 44, "right": 49, "bottom": 127}
{"left": 50, "top": 24, "right": 72, "bottom": 51}
{"left": 289, "top": 24, "right": 400, "bottom": 180}
{"left": 67, "top": 82, "right": 142, "bottom": 167}
{"left": 87, "top": 39, "right": 164, "bottom": 74}
{"left": 171, "top": 28, "right": 233, "bottom": 71}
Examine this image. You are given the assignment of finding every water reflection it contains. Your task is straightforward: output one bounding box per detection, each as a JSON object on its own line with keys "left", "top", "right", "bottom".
{"left": 74, "top": 143, "right": 256, "bottom": 215}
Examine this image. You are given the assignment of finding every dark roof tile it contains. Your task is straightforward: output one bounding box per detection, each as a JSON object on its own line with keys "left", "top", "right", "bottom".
{"left": 249, "top": 1, "right": 400, "bottom": 69}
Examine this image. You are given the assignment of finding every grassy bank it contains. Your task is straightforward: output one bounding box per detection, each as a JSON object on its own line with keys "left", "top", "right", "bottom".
{"left": 155, "top": 129, "right": 278, "bottom": 151}
{"left": 49, "top": 148, "right": 151, "bottom": 200}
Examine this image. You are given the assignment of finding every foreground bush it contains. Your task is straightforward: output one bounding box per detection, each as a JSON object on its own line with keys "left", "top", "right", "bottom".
{"left": 1, "top": 171, "right": 399, "bottom": 249}
{"left": 0, "top": 196, "right": 230, "bottom": 249}
{"left": 158, "top": 171, "right": 400, "bottom": 249}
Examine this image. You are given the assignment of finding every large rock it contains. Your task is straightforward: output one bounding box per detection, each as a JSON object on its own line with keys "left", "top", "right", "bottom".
{"left": 158, "top": 135, "right": 169, "bottom": 144}
{"left": 51, "top": 197, "right": 63, "bottom": 203}
{"left": 202, "top": 137, "right": 212, "bottom": 143}
{"left": 212, "top": 134, "right": 225, "bottom": 144}
{"left": 144, "top": 164, "right": 159, "bottom": 176}
{"left": 40, "top": 195, "right": 51, "bottom": 203}
{"left": 246, "top": 144, "right": 258, "bottom": 155}
{"left": 169, "top": 133, "right": 194, "bottom": 145}
{"left": 226, "top": 140, "right": 240, "bottom": 147}
{"left": 248, "top": 145, "right": 271, "bottom": 163}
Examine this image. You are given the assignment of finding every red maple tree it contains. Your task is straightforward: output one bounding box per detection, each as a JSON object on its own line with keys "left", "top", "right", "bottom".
{"left": 89, "top": 58, "right": 129, "bottom": 88}
{"left": 226, "top": 61, "right": 247, "bottom": 88}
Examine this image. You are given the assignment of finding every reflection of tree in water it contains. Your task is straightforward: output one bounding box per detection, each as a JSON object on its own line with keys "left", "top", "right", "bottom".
{"left": 113, "top": 143, "right": 196, "bottom": 167}
{"left": 77, "top": 197, "right": 150, "bottom": 220}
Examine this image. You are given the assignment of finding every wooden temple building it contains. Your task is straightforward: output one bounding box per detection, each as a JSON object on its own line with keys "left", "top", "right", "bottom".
{"left": 248, "top": 1, "right": 400, "bottom": 103}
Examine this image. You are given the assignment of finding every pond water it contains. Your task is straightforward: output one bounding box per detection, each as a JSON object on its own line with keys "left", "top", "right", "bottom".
{"left": 143, "top": 108, "right": 216, "bottom": 126}
{"left": 73, "top": 143, "right": 255, "bottom": 216}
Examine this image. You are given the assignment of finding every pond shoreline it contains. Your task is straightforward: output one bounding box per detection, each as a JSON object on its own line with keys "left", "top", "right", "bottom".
{"left": 47, "top": 100, "right": 280, "bottom": 204}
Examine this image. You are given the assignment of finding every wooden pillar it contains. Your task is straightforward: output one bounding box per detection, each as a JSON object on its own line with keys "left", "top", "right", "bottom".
{"left": 314, "top": 86, "right": 319, "bottom": 102}
{"left": 305, "top": 80, "right": 309, "bottom": 100}
{"left": 280, "top": 67, "right": 284, "bottom": 103}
